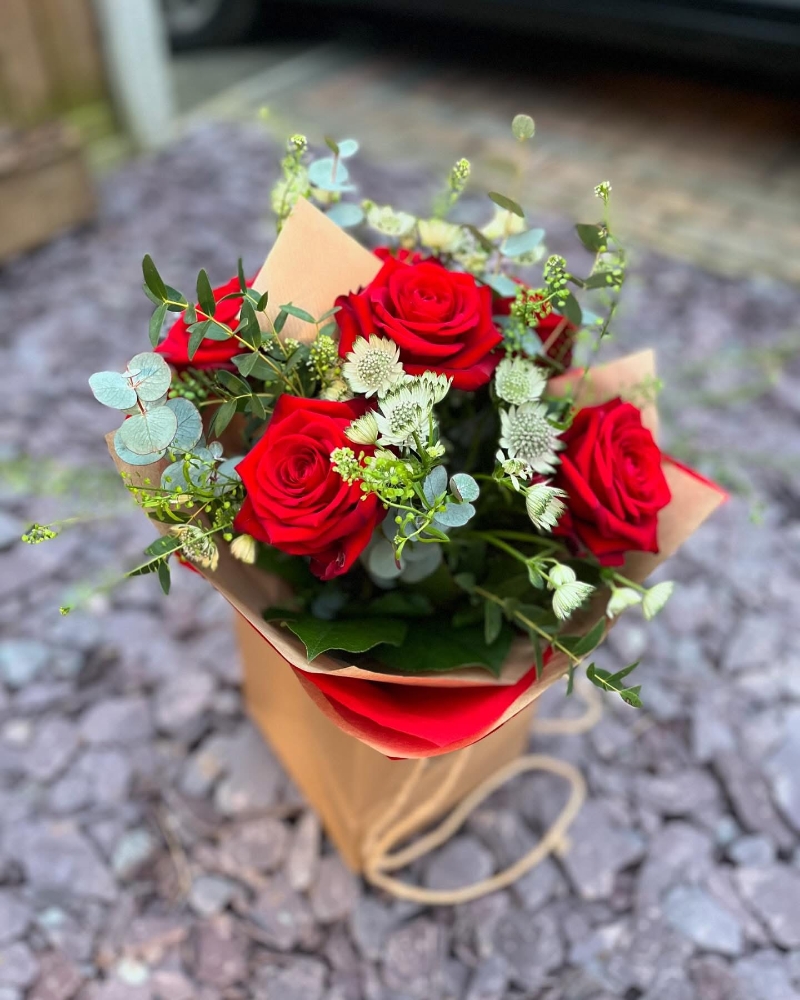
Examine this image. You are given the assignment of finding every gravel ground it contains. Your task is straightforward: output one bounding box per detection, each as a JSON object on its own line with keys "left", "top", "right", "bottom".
{"left": 1, "top": 123, "right": 799, "bottom": 1000}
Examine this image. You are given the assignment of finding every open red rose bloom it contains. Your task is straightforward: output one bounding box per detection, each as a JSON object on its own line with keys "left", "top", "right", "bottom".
{"left": 104, "top": 193, "right": 727, "bottom": 761}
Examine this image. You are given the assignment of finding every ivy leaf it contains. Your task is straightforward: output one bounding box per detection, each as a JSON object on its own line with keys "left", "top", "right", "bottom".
{"left": 89, "top": 371, "right": 137, "bottom": 410}
{"left": 366, "top": 591, "right": 434, "bottom": 617}
{"left": 142, "top": 254, "right": 167, "bottom": 302}
{"left": 112, "top": 427, "right": 166, "bottom": 466}
{"left": 264, "top": 611, "right": 407, "bottom": 661}
{"left": 118, "top": 406, "right": 178, "bottom": 456}
{"left": 488, "top": 192, "right": 524, "bottom": 217}
{"left": 127, "top": 352, "right": 172, "bottom": 402}
{"left": 196, "top": 269, "right": 216, "bottom": 317}
{"left": 377, "top": 620, "right": 514, "bottom": 678}
{"left": 148, "top": 303, "right": 168, "bottom": 348}
{"left": 575, "top": 223, "right": 607, "bottom": 253}
{"left": 278, "top": 303, "right": 316, "bottom": 324}
{"left": 501, "top": 228, "right": 545, "bottom": 258}
{"left": 484, "top": 600, "right": 503, "bottom": 645}
{"left": 165, "top": 397, "right": 202, "bottom": 452}
{"left": 211, "top": 400, "right": 237, "bottom": 439}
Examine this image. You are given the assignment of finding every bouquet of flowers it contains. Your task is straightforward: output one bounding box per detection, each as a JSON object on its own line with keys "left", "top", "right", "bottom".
{"left": 39, "top": 118, "right": 724, "bottom": 772}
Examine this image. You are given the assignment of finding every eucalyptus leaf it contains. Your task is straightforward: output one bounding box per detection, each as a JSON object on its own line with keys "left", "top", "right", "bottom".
{"left": 449, "top": 473, "right": 480, "bottom": 503}
{"left": 488, "top": 192, "right": 524, "bottom": 217}
{"left": 575, "top": 223, "right": 607, "bottom": 253}
{"left": 211, "top": 400, "right": 237, "bottom": 439}
{"left": 559, "top": 618, "right": 606, "bottom": 659}
{"left": 127, "top": 352, "right": 172, "bottom": 402}
{"left": 399, "top": 542, "right": 442, "bottom": 584}
{"left": 433, "top": 501, "right": 475, "bottom": 528}
{"left": 264, "top": 611, "right": 407, "bottom": 661}
{"left": 377, "top": 620, "right": 513, "bottom": 678}
{"left": 196, "top": 269, "right": 216, "bottom": 317}
{"left": 337, "top": 138, "right": 359, "bottom": 158}
{"left": 142, "top": 254, "right": 167, "bottom": 302}
{"left": 422, "top": 466, "right": 447, "bottom": 506}
{"left": 157, "top": 560, "right": 171, "bottom": 595}
{"left": 89, "top": 371, "right": 137, "bottom": 410}
{"left": 164, "top": 286, "right": 188, "bottom": 312}
{"left": 216, "top": 370, "right": 251, "bottom": 397}
{"left": 201, "top": 324, "right": 233, "bottom": 342}
{"left": 327, "top": 202, "right": 364, "bottom": 228}
{"left": 482, "top": 272, "right": 520, "bottom": 298}
{"left": 113, "top": 428, "right": 166, "bottom": 466}
{"left": 278, "top": 303, "right": 316, "bottom": 324}
{"left": 118, "top": 405, "right": 178, "bottom": 456}
{"left": 148, "top": 303, "right": 168, "bottom": 348}
{"left": 144, "top": 535, "right": 183, "bottom": 557}
{"left": 501, "top": 227, "right": 545, "bottom": 258}
{"left": 367, "top": 538, "right": 403, "bottom": 581}
{"left": 187, "top": 322, "right": 211, "bottom": 360}
{"left": 307, "top": 157, "right": 353, "bottom": 192}
{"left": 166, "top": 398, "right": 202, "bottom": 452}
{"left": 237, "top": 257, "right": 247, "bottom": 292}
{"left": 562, "top": 292, "right": 583, "bottom": 327}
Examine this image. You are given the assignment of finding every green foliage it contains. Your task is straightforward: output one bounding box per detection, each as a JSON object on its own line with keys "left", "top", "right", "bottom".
{"left": 377, "top": 620, "right": 514, "bottom": 678}
{"left": 488, "top": 192, "right": 524, "bottom": 217}
{"left": 118, "top": 406, "right": 177, "bottom": 456}
{"left": 586, "top": 661, "right": 642, "bottom": 707}
{"left": 264, "top": 610, "right": 407, "bottom": 661}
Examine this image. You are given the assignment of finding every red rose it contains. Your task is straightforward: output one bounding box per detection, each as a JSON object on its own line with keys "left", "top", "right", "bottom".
{"left": 156, "top": 276, "right": 252, "bottom": 370}
{"left": 553, "top": 399, "right": 671, "bottom": 566}
{"left": 233, "top": 395, "right": 385, "bottom": 581}
{"left": 336, "top": 256, "right": 502, "bottom": 391}
{"left": 495, "top": 283, "right": 576, "bottom": 367}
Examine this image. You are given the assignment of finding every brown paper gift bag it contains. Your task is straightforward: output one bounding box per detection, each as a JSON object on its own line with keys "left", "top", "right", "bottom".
{"left": 107, "top": 198, "right": 727, "bottom": 893}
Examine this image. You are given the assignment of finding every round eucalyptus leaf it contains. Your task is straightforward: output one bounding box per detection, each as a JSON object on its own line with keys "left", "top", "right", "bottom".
{"left": 381, "top": 509, "right": 416, "bottom": 542}
{"left": 118, "top": 406, "right": 177, "bottom": 456}
{"left": 337, "top": 139, "right": 359, "bottom": 158}
{"left": 209, "top": 441, "right": 224, "bottom": 459}
{"left": 113, "top": 427, "right": 166, "bottom": 466}
{"left": 166, "top": 398, "right": 203, "bottom": 452}
{"left": 89, "top": 372, "right": 137, "bottom": 410}
{"left": 126, "top": 352, "right": 172, "bottom": 402}
{"left": 501, "top": 228, "right": 545, "bottom": 258}
{"left": 307, "top": 157, "right": 353, "bottom": 193}
{"left": 433, "top": 501, "right": 475, "bottom": 528}
{"left": 482, "top": 272, "right": 520, "bottom": 297}
{"left": 216, "top": 457, "right": 242, "bottom": 485}
{"left": 400, "top": 542, "right": 442, "bottom": 584}
{"left": 367, "top": 537, "right": 403, "bottom": 581}
{"left": 450, "top": 473, "right": 480, "bottom": 503}
{"left": 422, "top": 466, "right": 448, "bottom": 506}
{"left": 326, "top": 202, "right": 364, "bottom": 228}
{"left": 160, "top": 459, "right": 190, "bottom": 491}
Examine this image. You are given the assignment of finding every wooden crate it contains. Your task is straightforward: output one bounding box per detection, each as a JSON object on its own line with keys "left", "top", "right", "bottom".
{"left": 0, "top": 124, "right": 95, "bottom": 263}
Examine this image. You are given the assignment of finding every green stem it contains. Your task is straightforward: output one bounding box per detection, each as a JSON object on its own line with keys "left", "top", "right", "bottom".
{"left": 473, "top": 584, "right": 581, "bottom": 665}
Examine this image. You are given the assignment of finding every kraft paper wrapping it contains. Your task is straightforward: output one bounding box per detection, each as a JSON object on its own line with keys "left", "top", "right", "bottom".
{"left": 106, "top": 197, "right": 726, "bottom": 864}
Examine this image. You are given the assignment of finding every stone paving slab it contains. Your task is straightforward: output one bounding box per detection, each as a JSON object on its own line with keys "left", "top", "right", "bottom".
{"left": 0, "top": 124, "right": 799, "bottom": 998}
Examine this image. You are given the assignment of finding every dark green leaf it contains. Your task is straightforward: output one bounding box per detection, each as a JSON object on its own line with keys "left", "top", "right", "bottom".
{"left": 158, "top": 560, "right": 171, "bottom": 595}
{"left": 256, "top": 290, "right": 269, "bottom": 312}
{"left": 319, "top": 321, "right": 338, "bottom": 338}
{"left": 559, "top": 618, "right": 606, "bottom": 659}
{"left": 453, "top": 572, "right": 476, "bottom": 592}
{"left": 256, "top": 547, "right": 319, "bottom": 592}
{"left": 317, "top": 305, "right": 341, "bottom": 322}
{"left": 216, "top": 370, "right": 251, "bottom": 397}
{"left": 142, "top": 283, "right": 161, "bottom": 307}
{"left": 233, "top": 352, "right": 259, "bottom": 377}
{"left": 164, "top": 285, "right": 188, "bottom": 312}
{"left": 575, "top": 223, "right": 607, "bottom": 253}
{"left": 463, "top": 224, "right": 496, "bottom": 254}
{"left": 273, "top": 310, "right": 288, "bottom": 334}
{"left": 530, "top": 631, "right": 544, "bottom": 676}
{"left": 148, "top": 303, "right": 168, "bottom": 348}
{"left": 237, "top": 257, "right": 247, "bottom": 292}
{"left": 583, "top": 272, "right": 617, "bottom": 290}
{"left": 196, "top": 269, "right": 216, "bottom": 317}
{"left": 278, "top": 303, "right": 316, "bottom": 324}
{"left": 488, "top": 192, "right": 524, "bottom": 218}
{"left": 247, "top": 393, "right": 267, "bottom": 420}
{"left": 187, "top": 321, "right": 211, "bottom": 361}
{"left": 365, "top": 591, "right": 434, "bottom": 618}
{"left": 264, "top": 611, "right": 407, "bottom": 661}
{"left": 325, "top": 136, "right": 340, "bottom": 155}
{"left": 562, "top": 292, "right": 583, "bottom": 327}
{"left": 377, "top": 620, "right": 514, "bottom": 678}
{"left": 144, "top": 535, "right": 182, "bottom": 558}
{"left": 211, "top": 400, "right": 237, "bottom": 438}
{"left": 142, "top": 254, "right": 167, "bottom": 302}
{"left": 183, "top": 303, "right": 197, "bottom": 324}
{"left": 484, "top": 600, "right": 503, "bottom": 645}
{"left": 566, "top": 662, "right": 575, "bottom": 695}
{"left": 586, "top": 662, "right": 642, "bottom": 707}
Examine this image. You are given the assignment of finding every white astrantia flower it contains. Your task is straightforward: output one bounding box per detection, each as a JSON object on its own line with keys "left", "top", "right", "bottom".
{"left": 499, "top": 402, "right": 562, "bottom": 475}
{"left": 342, "top": 335, "right": 405, "bottom": 398}
{"left": 642, "top": 581, "right": 674, "bottom": 620}
{"left": 548, "top": 564, "right": 577, "bottom": 589}
{"left": 495, "top": 356, "right": 547, "bottom": 406}
{"left": 606, "top": 587, "right": 642, "bottom": 619}
{"left": 525, "top": 483, "right": 567, "bottom": 532}
{"left": 375, "top": 373, "right": 452, "bottom": 448}
{"left": 319, "top": 376, "right": 353, "bottom": 402}
{"left": 345, "top": 411, "right": 380, "bottom": 446}
{"left": 417, "top": 218, "right": 465, "bottom": 254}
{"left": 363, "top": 201, "right": 417, "bottom": 238}
{"left": 552, "top": 581, "right": 595, "bottom": 620}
